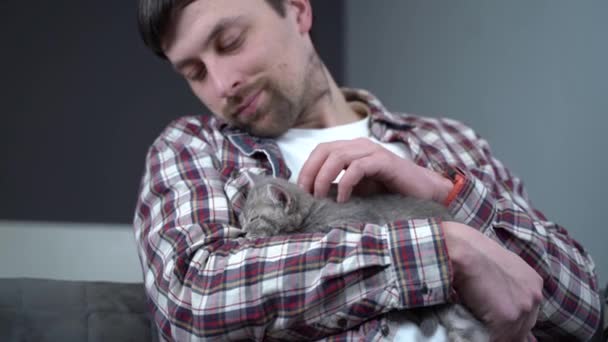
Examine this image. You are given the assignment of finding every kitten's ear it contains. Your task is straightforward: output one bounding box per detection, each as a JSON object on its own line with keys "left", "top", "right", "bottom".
{"left": 266, "top": 184, "right": 293, "bottom": 212}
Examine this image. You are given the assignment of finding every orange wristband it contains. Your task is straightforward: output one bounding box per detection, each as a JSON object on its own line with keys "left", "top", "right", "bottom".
{"left": 443, "top": 168, "right": 466, "bottom": 206}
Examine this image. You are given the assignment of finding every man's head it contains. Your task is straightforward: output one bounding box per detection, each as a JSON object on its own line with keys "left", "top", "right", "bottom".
{"left": 138, "top": 0, "right": 287, "bottom": 59}
{"left": 137, "top": 0, "right": 331, "bottom": 138}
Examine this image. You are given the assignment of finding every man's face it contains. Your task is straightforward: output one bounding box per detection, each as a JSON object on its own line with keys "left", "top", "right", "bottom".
{"left": 163, "top": 0, "right": 321, "bottom": 137}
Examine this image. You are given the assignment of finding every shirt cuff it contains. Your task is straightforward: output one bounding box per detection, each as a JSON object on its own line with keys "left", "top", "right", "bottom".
{"left": 441, "top": 166, "right": 497, "bottom": 233}
{"left": 385, "top": 218, "right": 454, "bottom": 308}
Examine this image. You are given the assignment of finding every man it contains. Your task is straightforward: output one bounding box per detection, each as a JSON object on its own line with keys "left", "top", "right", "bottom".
{"left": 134, "top": 0, "right": 601, "bottom": 340}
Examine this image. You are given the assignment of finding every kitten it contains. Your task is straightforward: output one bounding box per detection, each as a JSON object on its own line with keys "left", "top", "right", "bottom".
{"left": 238, "top": 175, "right": 489, "bottom": 342}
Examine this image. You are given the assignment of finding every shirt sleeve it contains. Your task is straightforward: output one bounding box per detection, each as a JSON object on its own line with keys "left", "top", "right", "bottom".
{"left": 440, "top": 120, "right": 601, "bottom": 341}
{"left": 133, "top": 123, "right": 453, "bottom": 341}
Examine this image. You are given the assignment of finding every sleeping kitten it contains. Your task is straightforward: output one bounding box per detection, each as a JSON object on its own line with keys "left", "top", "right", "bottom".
{"left": 238, "top": 175, "right": 489, "bottom": 342}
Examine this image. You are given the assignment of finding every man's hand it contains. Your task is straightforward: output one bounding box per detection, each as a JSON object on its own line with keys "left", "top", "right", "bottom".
{"left": 444, "top": 222, "right": 543, "bottom": 342}
{"left": 298, "top": 139, "right": 543, "bottom": 339}
{"left": 297, "top": 138, "right": 452, "bottom": 202}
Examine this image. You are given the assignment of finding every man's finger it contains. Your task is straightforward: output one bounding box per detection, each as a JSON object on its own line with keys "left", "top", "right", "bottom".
{"left": 336, "top": 157, "right": 382, "bottom": 202}
{"left": 299, "top": 140, "right": 373, "bottom": 196}
{"left": 298, "top": 143, "right": 333, "bottom": 193}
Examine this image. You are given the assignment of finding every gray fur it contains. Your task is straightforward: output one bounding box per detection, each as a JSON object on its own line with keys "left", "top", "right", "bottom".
{"left": 239, "top": 175, "right": 489, "bottom": 342}
{"left": 238, "top": 175, "right": 454, "bottom": 237}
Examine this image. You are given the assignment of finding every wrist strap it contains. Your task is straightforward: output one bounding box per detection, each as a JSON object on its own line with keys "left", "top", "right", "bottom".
{"left": 443, "top": 167, "right": 466, "bottom": 206}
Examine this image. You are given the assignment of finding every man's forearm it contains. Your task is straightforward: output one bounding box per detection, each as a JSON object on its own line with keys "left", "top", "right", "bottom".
{"left": 443, "top": 221, "right": 544, "bottom": 341}
{"left": 443, "top": 166, "right": 602, "bottom": 339}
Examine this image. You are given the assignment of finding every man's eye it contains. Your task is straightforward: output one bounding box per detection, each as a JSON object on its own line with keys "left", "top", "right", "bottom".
{"left": 187, "top": 67, "right": 206, "bottom": 81}
{"left": 218, "top": 35, "right": 243, "bottom": 52}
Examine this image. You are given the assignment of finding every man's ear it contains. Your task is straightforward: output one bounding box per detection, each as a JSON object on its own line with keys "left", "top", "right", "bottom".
{"left": 266, "top": 184, "right": 294, "bottom": 212}
{"left": 287, "top": 0, "right": 312, "bottom": 34}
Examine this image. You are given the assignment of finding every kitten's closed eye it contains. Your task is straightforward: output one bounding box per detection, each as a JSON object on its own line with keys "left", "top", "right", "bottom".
{"left": 242, "top": 214, "right": 278, "bottom": 238}
{"left": 248, "top": 215, "right": 274, "bottom": 226}
{"left": 248, "top": 215, "right": 261, "bottom": 224}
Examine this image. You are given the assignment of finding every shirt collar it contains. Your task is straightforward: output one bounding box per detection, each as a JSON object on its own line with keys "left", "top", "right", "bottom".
{"left": 220, "top": 88, "right": 415, "bottom": 177}
{"left": 341, "top": 88, "right": 414, "bottom": 131}
{"left": 221, "top": 88, "right": 414, "bottom": 137}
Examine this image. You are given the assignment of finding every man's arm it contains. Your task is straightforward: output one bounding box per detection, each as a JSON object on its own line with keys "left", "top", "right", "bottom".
{"left": 133, "top": 118, "right": 455, "bottom": 341}
{"left": 297, "top": 120, "right": 601, "bottom": 340}
{"left": 441, "top": 126, "right": 602, "bottom": 340}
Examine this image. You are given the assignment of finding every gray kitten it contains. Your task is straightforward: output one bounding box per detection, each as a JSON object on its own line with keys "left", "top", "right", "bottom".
{"left": 239, "top": 175, "right": 489, "bottom": 342}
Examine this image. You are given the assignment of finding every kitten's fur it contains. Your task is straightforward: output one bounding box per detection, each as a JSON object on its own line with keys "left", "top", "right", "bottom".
{"left": 239, "top": 175, "right": 489, "bottom": 342}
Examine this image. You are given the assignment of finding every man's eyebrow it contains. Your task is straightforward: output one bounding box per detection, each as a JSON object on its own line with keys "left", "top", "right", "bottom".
{"left": 173, "top": 16, "right": 245, "bottom": 72}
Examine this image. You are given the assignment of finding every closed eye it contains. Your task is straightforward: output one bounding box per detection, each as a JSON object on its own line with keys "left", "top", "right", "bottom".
{"left": 249, "top": 215, "right": 273, "bottom": 226}
{"left": 186, "top": 65, "right": 207, "bottom": 81}
{"left": 249, "top": 215, "right": 261, "bottom": 222}
{"left": 218, "top": 34, "right": 244, "bottom": 53}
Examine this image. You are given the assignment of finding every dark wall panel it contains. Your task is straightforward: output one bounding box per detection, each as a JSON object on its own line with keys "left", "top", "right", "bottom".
{"left": 0, "top": 0, "right": 344, "bottom": 223}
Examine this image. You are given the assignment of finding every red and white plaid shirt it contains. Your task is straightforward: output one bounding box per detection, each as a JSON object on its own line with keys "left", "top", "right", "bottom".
{"left": 134, "top": 88, "right": 601, "bottom": 341}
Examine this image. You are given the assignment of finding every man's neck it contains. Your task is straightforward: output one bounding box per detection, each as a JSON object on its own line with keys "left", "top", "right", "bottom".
{"left": 293, "top": 67, "right": 363, "bottom": 129}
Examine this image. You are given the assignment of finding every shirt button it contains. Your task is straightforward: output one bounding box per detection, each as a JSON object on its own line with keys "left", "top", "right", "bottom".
{"left": 421, "top": 283, "right": 429, "bottom": 295}
{"left": 337, "top": 318, "right": 347, "bottom": 328}
{"left": 380, "top": 323, "right": 390, "bottom": 337}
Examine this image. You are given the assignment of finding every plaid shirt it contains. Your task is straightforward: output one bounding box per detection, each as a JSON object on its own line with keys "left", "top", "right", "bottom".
{"left": 134, "top": 88, "right": 601, "bottom": 341}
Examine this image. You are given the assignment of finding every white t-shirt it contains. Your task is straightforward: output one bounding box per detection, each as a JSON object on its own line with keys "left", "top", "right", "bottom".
{"left": 276, "top": 116, "right": 409, "bottom": 183}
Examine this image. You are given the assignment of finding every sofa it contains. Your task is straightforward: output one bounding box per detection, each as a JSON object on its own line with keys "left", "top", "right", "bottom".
{"left": 1, "top": 278, "right": 605, "bottom": 341}
{"left": 0, "top": 278, "right": 157, "bottom": 342}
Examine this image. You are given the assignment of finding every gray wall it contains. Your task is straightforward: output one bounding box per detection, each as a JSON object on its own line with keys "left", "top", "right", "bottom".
{"left": 0, "top": 1, "right": 204, "bottom": 223}
{"left": 346, "top": 0, "right": 607, "bottom": 285}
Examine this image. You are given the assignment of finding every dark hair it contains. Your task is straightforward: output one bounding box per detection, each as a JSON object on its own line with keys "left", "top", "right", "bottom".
{"left": 137, "top": 0, "right": 286, "bottom": 59}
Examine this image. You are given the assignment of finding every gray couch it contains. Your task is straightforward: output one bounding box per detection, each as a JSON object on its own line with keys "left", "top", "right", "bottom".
{"left": 0, "top": 278, "right": 157, "bottom": 342}
{"left": 1, "top": 278, "right": 605, "bottom": 341}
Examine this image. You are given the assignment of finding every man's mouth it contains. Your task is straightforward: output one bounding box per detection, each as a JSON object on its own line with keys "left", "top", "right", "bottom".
{"left": 234, "top": 89, "right": 262, "bottom": 120}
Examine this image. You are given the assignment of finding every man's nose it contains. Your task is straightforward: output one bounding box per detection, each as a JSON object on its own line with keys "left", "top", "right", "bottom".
{"left": 207, "top": 60, "right": 242, "bottom": 99}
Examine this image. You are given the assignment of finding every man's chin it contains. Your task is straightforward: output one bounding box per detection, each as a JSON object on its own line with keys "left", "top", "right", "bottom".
{"left": 239, "top": 114, "right": 290, "bottom": 138}
{"left": 248, "top": 125, "right": 289, "bottom": 138}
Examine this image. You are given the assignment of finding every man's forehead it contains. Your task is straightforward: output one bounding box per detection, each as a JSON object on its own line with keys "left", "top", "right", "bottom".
{"left": 171, "top": 0, "right": 217, "bottom": 32}
{"left": 170, "top": 0, "right": 252, "bottom": 26}
{"left": 161, "top": 0, "right": 221, "bottom": 56}
{"left": 163, "top": 0, "right": 253, "bottom": 40}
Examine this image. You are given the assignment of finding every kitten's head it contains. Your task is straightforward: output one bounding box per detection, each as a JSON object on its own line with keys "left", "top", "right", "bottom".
{"left": 239, "top": 176, "right": 306, "bottom": 238}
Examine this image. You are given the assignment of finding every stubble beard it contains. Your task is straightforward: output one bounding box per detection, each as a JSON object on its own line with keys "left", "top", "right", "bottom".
{"left": 243, "top": 82, "right": 297, "bottom": 138}
{"left": 237, "top": 51, "right": 330, "bottom": 138}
